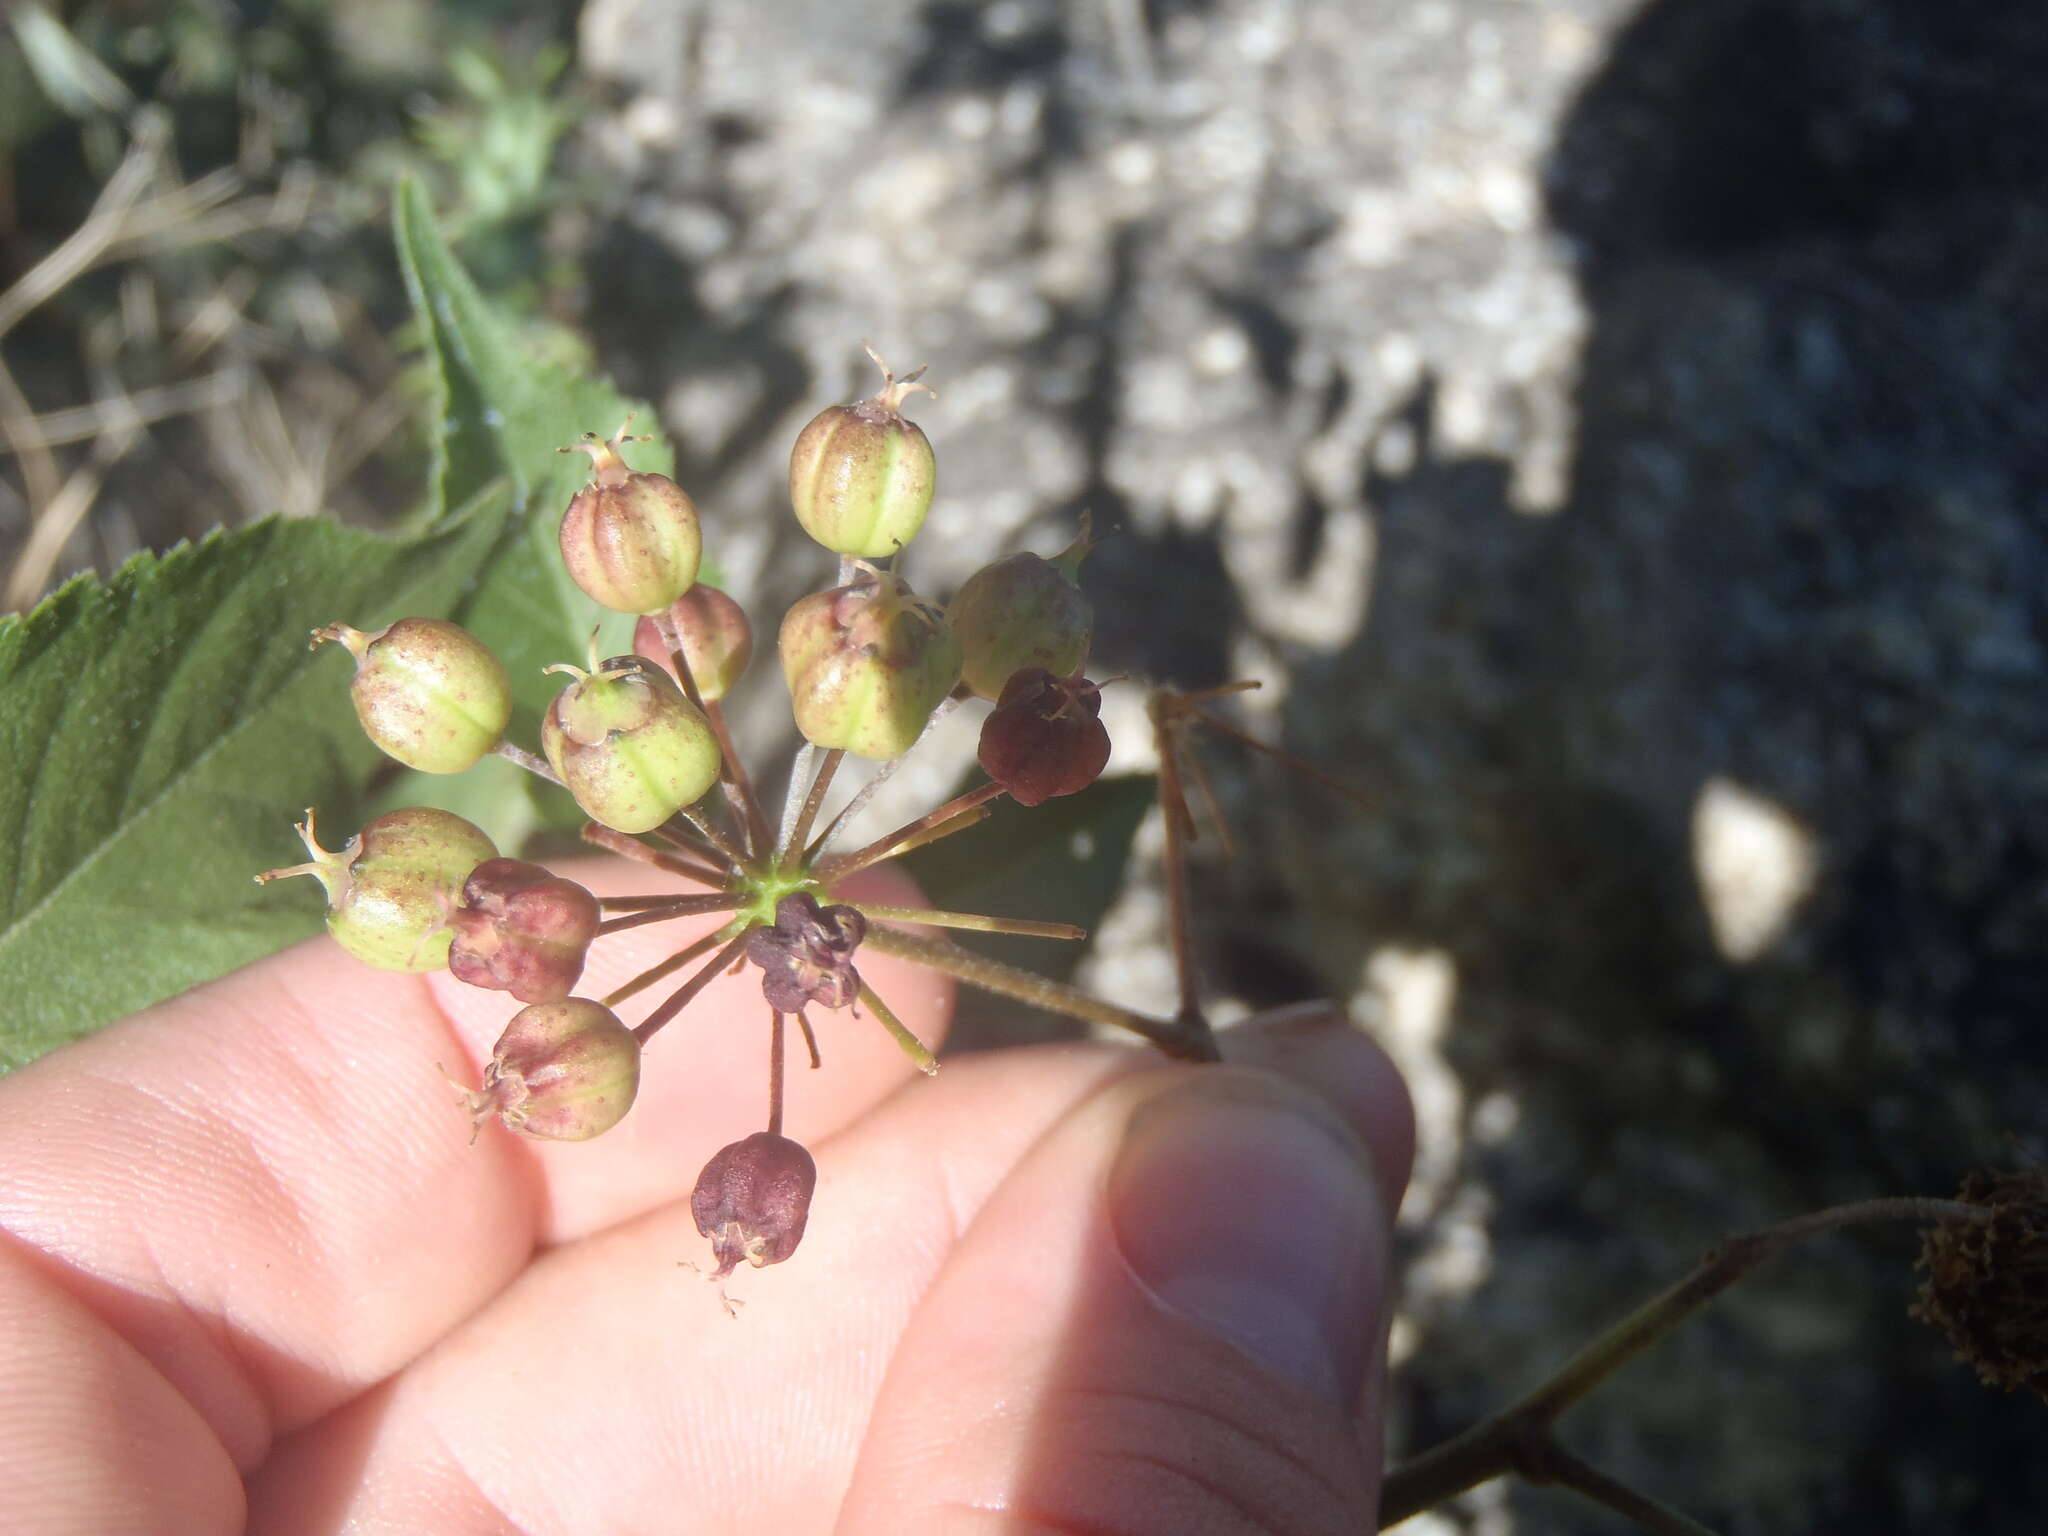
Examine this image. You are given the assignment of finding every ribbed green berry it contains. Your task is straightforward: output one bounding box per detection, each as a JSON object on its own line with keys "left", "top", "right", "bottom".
{"left": 949, "top": 543, "right": 1094, "bottom": 701}
{"left": 542, "top": 655, "right": 722, "bottom": 834}
{"left": 558, "top": 426, "right": 702, "bottom": 615}
{"left": 313, "top": 618, "right": 510, "bottom": 774}
{"left": 255, "top": 806, "right": 496, "bottom": 971}
{"left": 779, "top": 564, "right": 962, "bottom": 759}
{"left": 788, "top": 347, "right": 936, "bottom": 559}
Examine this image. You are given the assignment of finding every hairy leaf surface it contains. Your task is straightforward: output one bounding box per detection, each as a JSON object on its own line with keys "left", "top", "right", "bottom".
{"left": 0, "top": 492, "right": 508, "bottom": 1066}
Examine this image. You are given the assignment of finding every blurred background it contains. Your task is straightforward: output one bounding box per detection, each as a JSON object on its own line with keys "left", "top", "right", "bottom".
{"left": 4, "top": 0, "right": 2045, "bottom": 1529}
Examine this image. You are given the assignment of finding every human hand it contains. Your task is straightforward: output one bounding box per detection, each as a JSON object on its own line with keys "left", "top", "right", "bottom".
{"left": 0, "top": 859, "right": 1412, "bottom": 1535}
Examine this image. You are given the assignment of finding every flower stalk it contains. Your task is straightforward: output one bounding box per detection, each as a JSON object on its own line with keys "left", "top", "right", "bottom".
{"left": 780, "top": 747, "right": 845, "bottom": 871}
{"left": 601, "top": 927, "right": 728, "bottom": 1010}
{"left": 858, "top": 923, "right": 1218, "bottom": 1062}
{"left": 594, "top": 894, "right": 745, "bottom": 937}
{"left": 814, "top": 780, "right": 1007, "bottom": 885}
{"left": 632, "top": 930, "right": 750, "bottom": 1045}
{"left": 855, "top": 904, "right": 1085, "bottom": 940}
{"left": 492, "top": 738, "right": 561, "bottom": 784}
{"left": 1378, "top": 1196, "right": 1993, "bottom": 1530}
{"left": 653, "top": 605, "right": 770, "bottom": 853}
{"left": 580, "top": 822, "right": 728, "bottom": 888}
{"left": 856, "top": 980, "right": 938, "bottom": 1076}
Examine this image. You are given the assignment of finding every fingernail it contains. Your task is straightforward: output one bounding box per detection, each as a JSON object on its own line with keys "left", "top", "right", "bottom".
{"left": 1222, "top": 1006, "right": 1415, "bottom": 1219}
{"left": 1108, "top": 1074, "right": 1386, "bottom": 1407}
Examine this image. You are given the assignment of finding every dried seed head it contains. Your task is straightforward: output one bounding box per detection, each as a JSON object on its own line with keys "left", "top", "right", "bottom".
{"left": 692, "top": 1131, "right": 818, "bottom": 1278}
{"left": 462, "top": 998, "right": 641, "bottom": 1142}
{"left": 313, "top": 618, "right": 511, "bottom": 774}
{"left": 1912, "top": 1168, "right": 2048, "bottom": 1403}
{"left": 448, "top": 858, "right": 601, "bottom": 1003}
{"left": 977, "top": 668, "right": 1111, "bottom": 807}
{"left": 744, "top": 892, "right": 868, "bottom": 1013}
{"left": 256, "top": 806, "right": 495, "bottom": 971}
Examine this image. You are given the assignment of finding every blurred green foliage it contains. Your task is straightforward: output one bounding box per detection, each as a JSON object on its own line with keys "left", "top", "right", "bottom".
{"left": 0, "top": 0, "right": 591, "bottom": 601}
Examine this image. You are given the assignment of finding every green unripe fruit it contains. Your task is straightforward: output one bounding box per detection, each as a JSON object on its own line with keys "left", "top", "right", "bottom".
{"left": 949, "top": 539, "right": 1095, "bottom": 701}
{"left": 462, "top": 998, "right": 641, "bottom": 1142}
{"left": 558, "top": 426, "right": 703, "bottom": 615}
{"left": 256, "top": 806, "right": 496, "bottom": 971}
{"left": 633, "top": 585, "right": 753, "bottom": 702}
{"left": 788, "top": 347, "right": 936, "bottom": 559}
{"left": 542, "top": 654, "right": 722, "bottom": 834}
{"left": 314, "top": 618, "right": 511, "bottom": 774}
{"left": 779, "top": 563, "right": 962, "bottom": 759}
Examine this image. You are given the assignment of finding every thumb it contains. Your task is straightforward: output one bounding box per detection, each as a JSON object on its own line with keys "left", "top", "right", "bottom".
{"left": 839, "top": 1012, "right": 1411, "bottom": 1536}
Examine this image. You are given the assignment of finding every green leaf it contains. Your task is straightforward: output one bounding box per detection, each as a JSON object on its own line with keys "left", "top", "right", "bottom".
{"left": 0, "top": 486, "right": 513, "bottom": 1070}
{"left": 393, "top": 175, "right": 664, "bottom": 751}
{"left": 0, "top": 186, "right": 692, "bottom": 1070}
{"left": 895, "top": 774, "right": 1156, "bottom": 1049}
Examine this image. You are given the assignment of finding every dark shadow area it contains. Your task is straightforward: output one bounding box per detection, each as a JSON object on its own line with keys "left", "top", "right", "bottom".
{"left": 1222, "top": 1, "right": 2048, "bottom": 1529}
{"left": 1045, "top": 223, "right": 1245, "bottom": 690}
{"left": 899, "top": 0, "right": 1088, "bottom": 172}
{"left": 580, "top": 218, "right": 810, "bottom": 492}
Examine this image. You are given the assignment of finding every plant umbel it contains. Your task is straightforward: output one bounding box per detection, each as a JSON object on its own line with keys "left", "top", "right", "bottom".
{"left": 271, "top": 357, "right": 1217, "bottom": 1286}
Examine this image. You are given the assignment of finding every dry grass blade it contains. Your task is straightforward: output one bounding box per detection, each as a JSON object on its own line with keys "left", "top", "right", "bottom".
{"left": 0, "top": 109, "right": 169, "bottom": 342}
{"left": 1, "top": 371, "right": 246, "bottom": 452}
{"left": 3, "top": 440, "right": 134, "bottom": 610}
{"left": 0, "top": 102, "right": 329, "bottom": 610}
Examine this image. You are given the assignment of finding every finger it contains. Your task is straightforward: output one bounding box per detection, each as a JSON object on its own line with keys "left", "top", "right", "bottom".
{"left": 0, "top": 1236, "right": 242, "bottom": 1535}
{"left": 245, "top": 1041, "right": 1152, "bottom": 1534}
{"left": 839, "top": 1010, "right": 1411, "bottom": 1536}
{"left": 0, "top": 857, "right": 949, "bottom": 1477}
{"left": 1219, "top": 1002, "right": 1415, "bottom": 1217}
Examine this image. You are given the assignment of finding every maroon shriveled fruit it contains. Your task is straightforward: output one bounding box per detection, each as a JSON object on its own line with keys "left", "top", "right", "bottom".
{"left": 692, "top": 1131, "right": 819, "bottom": 1278}
{"left": 448, "top": 858, "right": 601, "bottom": 1003}
{"left": 744, "top": 892, "right": 867, "bottom": 1014}
{"left": 978, "top": 668, "right": 1111, "bottom": 807}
